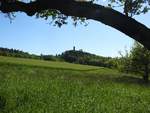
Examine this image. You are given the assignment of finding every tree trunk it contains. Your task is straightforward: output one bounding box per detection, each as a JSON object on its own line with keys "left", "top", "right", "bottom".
{"left": 1, "top": 0, "right": 150, "bottom": 49}
{"left": 143, "top": 64, "right": 149, "bottom": 83}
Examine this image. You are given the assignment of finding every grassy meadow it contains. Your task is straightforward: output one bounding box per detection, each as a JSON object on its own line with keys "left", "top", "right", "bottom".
{"left": 0, "top": 56, "right": 150, "bottom": 113}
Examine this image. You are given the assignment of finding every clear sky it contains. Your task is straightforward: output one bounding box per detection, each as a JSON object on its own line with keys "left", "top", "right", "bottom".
{"left": 0, "top": 10, "right": 150, "bottom": 57}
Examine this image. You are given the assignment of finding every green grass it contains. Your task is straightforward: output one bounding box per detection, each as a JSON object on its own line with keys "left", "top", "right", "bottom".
{"left": 0, "top": 56, "right": 150, "bottom": 113}
{"left": 0, "top": 56, "right": 101, "bottom": 71}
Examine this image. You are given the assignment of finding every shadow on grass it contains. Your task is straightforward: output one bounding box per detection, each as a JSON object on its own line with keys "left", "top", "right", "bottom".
{"left": 114, "top": 75, "right": 150, "bottom": 86}
{"left": 71, "top": 72, "right": 150, "bottom": 87}
{"left": 0, "top": 62, "right": 102, "bottom": 72}
{"left": 80, "top": 68, "right": 104, "bottom": 72}
{"left": 2, "top": 62, "right": 150, "bottom": 86}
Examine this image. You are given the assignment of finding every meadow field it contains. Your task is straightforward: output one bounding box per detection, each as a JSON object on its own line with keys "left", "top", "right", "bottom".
{"left": 0, "top": 56, "right": 150, "bottom": 113}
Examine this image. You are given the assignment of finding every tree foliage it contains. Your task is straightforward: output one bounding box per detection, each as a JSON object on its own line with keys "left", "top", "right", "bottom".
{"left": 28, "top": 0, "right": 150, "bottom": 23}
{"left": 109, "top": 0, "right": 150, "bottom": 16}
{"left": 20, "top": 0, "right": 150, "bottom": 25}
{"left": 0, "top": 47, "right": 39, "bottom": 59}
{"left": 119, "top": 42, "right": 150, "bottom": 82}
{"left": 61, "top": 50, "right": 115, "bottom": 68}
{"left": 130, "top": 42, "right": 150, "bottom": 82}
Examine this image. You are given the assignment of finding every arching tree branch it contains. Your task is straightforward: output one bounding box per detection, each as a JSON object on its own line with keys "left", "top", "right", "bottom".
{"left": 0, "top": 0, "right": 150, "bottom": 49}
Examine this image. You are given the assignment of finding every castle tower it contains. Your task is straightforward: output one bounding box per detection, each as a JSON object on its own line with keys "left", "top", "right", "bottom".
{"left": 73, "top": 46, "right": 75, "bottom": 51}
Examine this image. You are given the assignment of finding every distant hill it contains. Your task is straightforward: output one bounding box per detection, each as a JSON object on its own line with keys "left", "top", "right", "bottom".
{"left": 60, "top": 50, "right": 116, "bottom": 68}
{"left": 0, "top": 47, "right": 118, "bottom": 68}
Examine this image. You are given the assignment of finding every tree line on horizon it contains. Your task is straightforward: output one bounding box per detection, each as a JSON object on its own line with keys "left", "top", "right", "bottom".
{"left": 0, "top": 47, "right": 39, "bottom": 59}
{"left": 0, "top": 47, "right": 117, "bottom": 68}
{"left": 1, "top": 45, "right": 150, "bottom": 82}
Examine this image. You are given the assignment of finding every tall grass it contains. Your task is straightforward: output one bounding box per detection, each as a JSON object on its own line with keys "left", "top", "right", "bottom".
{"left": 0, "top": 56, "right": 150, "bottom": 113}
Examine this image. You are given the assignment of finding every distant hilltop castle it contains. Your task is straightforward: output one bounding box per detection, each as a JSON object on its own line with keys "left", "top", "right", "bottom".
{"left": 73, "top": 46, "right": 83, "bottom": 52}
{"left": 73, "top": 46, "right": 75, "bottom": 51}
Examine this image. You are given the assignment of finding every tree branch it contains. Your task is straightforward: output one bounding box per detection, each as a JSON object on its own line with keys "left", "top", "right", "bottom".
{"left": 0, "top": 0, "right": 150, "bottom": 49}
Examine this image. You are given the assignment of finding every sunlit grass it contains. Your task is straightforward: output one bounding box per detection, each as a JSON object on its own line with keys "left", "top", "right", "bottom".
{"left": 0, "top": 56, "right": 101, "bottom": 71}
{"left": 0, "top": 56, "right": 150, "bottom": 113}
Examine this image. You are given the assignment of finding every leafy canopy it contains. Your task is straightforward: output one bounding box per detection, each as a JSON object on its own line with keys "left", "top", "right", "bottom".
{"left": 35, "top": 0, "right": 150, "bottom": 26}
{"left": 4, "top": 0, "right": 150, "bottom": 27}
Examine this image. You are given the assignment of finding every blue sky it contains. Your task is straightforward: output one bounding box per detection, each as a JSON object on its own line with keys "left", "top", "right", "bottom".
{"left": 0, "top": 11, "right": 149, "bottom": 57}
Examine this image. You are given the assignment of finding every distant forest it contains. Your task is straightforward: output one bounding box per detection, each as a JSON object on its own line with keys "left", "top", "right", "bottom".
{"left": 0, "top": 47, "right": 39, "bottom": 59}
{"left": 0, "top": 47, "right": 118, "bottom": 68}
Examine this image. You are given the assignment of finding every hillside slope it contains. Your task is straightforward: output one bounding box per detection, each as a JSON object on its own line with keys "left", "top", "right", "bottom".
{"left": 0, "top": 56, "right": 150, "bottom": 113}
{"left": 0, "top": 56, "right": 101, "bottom": 71}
